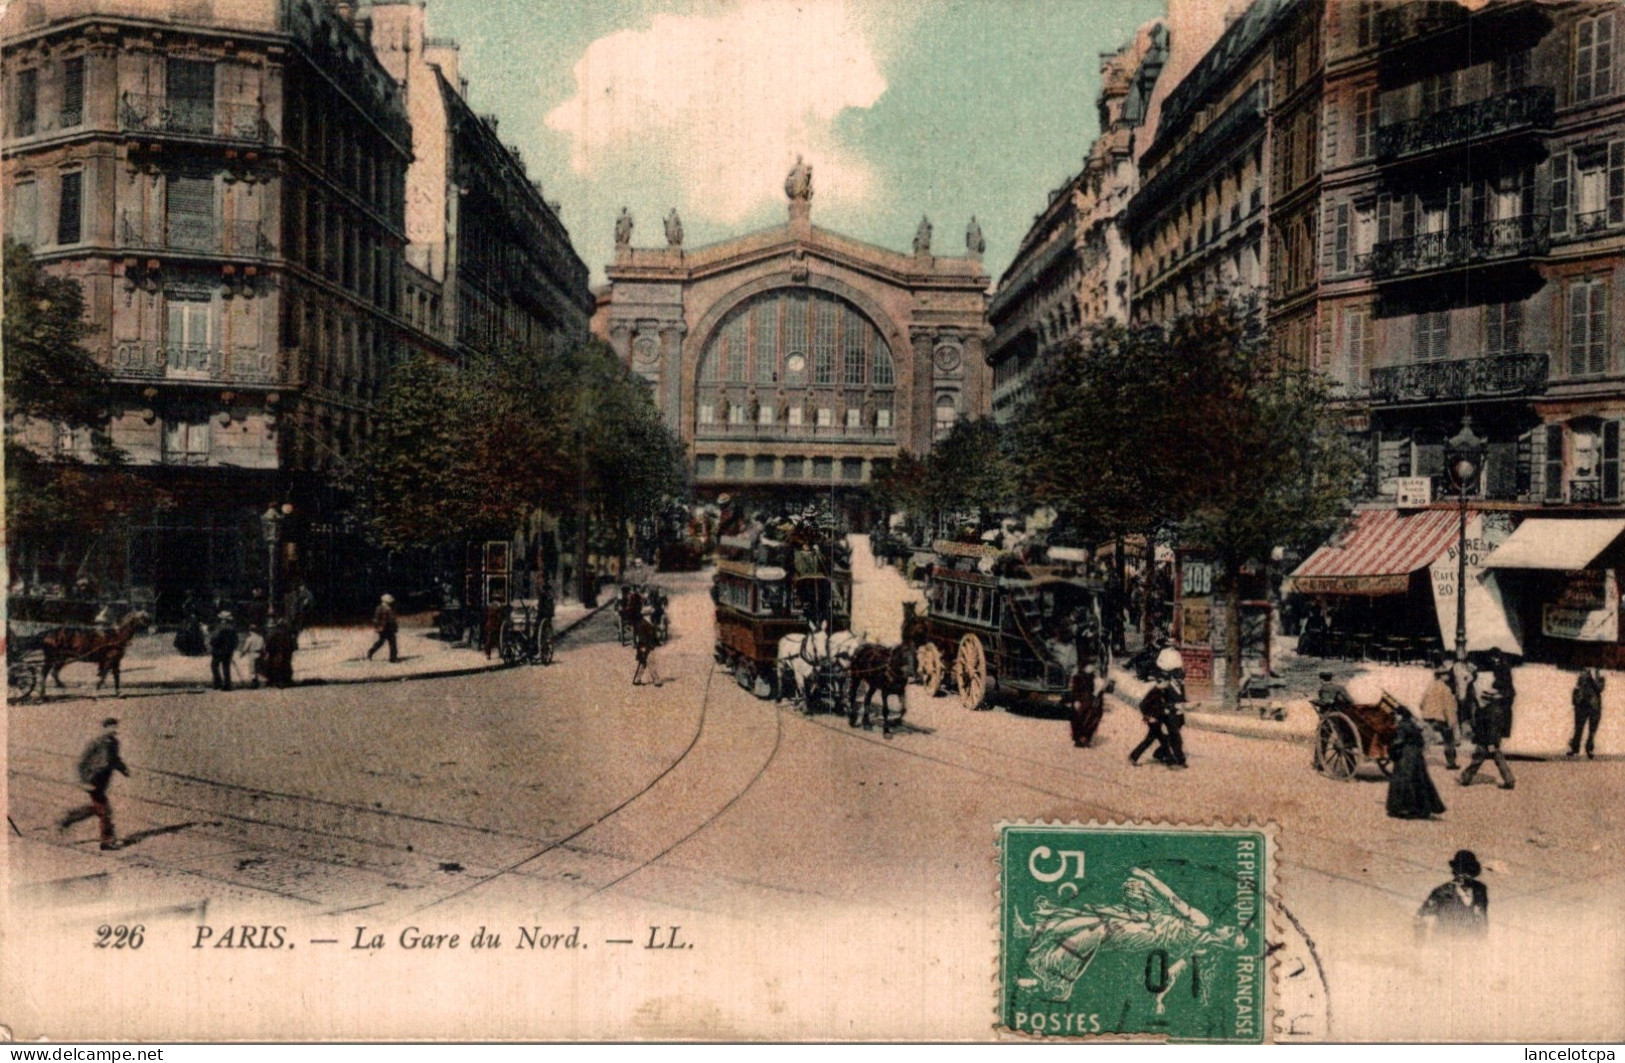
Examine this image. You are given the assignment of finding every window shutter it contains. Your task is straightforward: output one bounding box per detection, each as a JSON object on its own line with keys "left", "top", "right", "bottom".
{"left": 166, "top": 175, "right": 213, "bottom": 250}
{"left": 1605, "top": 421, "right": 1621, "bottom": 503}
{"left": 1401, "top": 194, "right": 1417, "bottom": 238}
{"left": 1589, "top": 280, "right": 1609, "bottom": 376}
{"left": 1598, "top": 13, "right": 1615, "bottom": 101}
{"left": 60, "top": 57, "right": 83, "bottom": 127}
{"left": 56, "top": 170, "right": 82, "bottom": 244}
{"left": 1335, "top": 203, "right": 1350, "bottom": 272}
{"left": 1546, "top": 424, "right": 1566, "bottom": 502}
{"left": 1487, "top": 304, "right": 1504, "bottom": 355}
{"left": 1377, "top": 194, "right": 1391, "bottom": 242}
{"left": 1568, "top": 283, "right": 1589, "bottom": 375}
{"left": 1551, "top": 151, "right": 1571, "bottom": 234}
{"left": 1609, "top": 140, "right": 1624, "bottom": 226}
{"left": 14, "top": 68, "right": 37, "bottom": 136}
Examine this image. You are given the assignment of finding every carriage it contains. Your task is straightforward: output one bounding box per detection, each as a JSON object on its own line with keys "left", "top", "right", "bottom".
{"left": 6, "top": 597, "right": 149, "bottom": 700}
{"left": 498, "top": 600, "right": 554, "bottom": 666}
{"left": 1312, "top": 691, "right": 1398, "bottom": 780}
{"left": 712, "top": 526, "right": 852, "bottom": 698}
{"left": 7, "top": 626, "right": 47, "bottom": 701}
{"left": 915, "top": 541, "right": 1110, "bottom": 711}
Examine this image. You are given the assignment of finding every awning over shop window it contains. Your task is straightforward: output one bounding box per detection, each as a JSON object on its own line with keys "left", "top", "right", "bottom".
{"left": 1287, "top": 508, "right": 1462, "bottom": 595}
{"left": 1481, "top": 518, "right": 1625, "bottom": 571}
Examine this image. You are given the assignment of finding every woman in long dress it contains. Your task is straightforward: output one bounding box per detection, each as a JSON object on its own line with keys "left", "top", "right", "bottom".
{"left": 1387, "top": 704, "right": 1446, "bottom": 819}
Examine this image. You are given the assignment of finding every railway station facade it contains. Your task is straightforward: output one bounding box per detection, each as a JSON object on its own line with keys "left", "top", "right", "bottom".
{"left": 593, "top": 163, "right": 991, "bottom": 524}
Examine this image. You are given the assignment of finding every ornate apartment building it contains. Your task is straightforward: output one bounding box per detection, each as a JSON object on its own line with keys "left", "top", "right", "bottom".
{"left": 985, "top": 20, "right": 1166, "bottom": 424}
{"left": 2, "top": 0, "right": 590, "bottom": 617}
{"left": 1318, "top": 0, "right": 1625, "bottom": 507}
{"left": 594, "top": 162, "right": 989, "bottom": 517}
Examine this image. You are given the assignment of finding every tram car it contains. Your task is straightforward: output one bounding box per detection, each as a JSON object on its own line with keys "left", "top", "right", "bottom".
{"left": 916, "top": 540, "right": 1109, "bottom": 711}
{"left": 713, "top": 523, "right": 852, "bottom": 696}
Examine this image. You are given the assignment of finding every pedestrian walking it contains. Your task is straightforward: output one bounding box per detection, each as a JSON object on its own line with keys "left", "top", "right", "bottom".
{"left": 209, "top": 611, "right": 239, "bottom": 691}
{"left": 632, "top": 615, "right": 662, "bottom": 687}
{"left": 1386, "top": 704, "right": 1446, "bottom": 820}
{"left": 174, "top": 590, "right": 207, "bottom": 656}
{"left": 58, "top": 718, "right": 129, "bottom": 851}
{"left": 1419, "top": 662, "right": 1461, "bottom": 770}
{"left": 1130, "top": 649, "right": 1186, "bottom": 768}
{"left": 1067, "top": 661, "right": 1111, "bottom": 748}
{"left": 367, "top": 593, "right": 399, "bottom": 662}
{"left": 1460, "top": 672, "right": 1515, "bottom": 790}
{"left": 1416, "top": 849, "right": 1488, "bottom": 938}
{"left": 1569, "top": 666, "right": 1605, "bottom": 759}
{"left": 238, "top": 624, "right": 266, "bottom": 689}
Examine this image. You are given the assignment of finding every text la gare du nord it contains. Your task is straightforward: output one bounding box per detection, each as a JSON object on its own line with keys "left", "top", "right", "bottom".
{"left": 190, "top": 924, "right": 695, "bottom": 950}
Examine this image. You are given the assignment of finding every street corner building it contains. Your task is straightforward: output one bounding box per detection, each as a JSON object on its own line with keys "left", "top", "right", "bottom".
{"left": 1, "top": 0, "right": 592, "bottom": 620}
{"left": 591, "top": 162, "right": 991, "bottom": 521}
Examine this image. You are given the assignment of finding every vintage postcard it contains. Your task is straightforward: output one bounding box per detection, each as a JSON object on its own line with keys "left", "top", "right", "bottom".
{"left": 4, "top": 0, "right": 1624, "bottom": 1044}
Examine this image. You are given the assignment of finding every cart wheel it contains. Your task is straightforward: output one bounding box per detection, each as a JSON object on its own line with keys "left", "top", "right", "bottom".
{"left": 954, "top": 634, "right": 987, "bottom": 710}
{"left": 9, "top": 664, "right": 37, "bottom": 703}
{"left": 916, "top": 643, "right": 945, "bottom": 697}
{"left": 499, "top": 633, "right": 523, "bottom": 666}
{"left": 1316, "top": 713, "right": 1359, "bottom": 780}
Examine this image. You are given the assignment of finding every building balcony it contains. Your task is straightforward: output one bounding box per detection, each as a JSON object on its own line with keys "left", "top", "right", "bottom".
{"left": 1570, "top": 210, "right": 1625, "bottom": 241}
{"left": 120, "top": 217, "right": 275, "bottom": 258}
{"left": 1375, "top": 86, "right": 1553, "bottom": 164}
{"left": 1371, "top": 216, "right": 1548, "bottom": 282}
{"left": 1569, "top": 479, "right": 1605, "bottom": 505}
{"left": 118, "top": 94, "right": 275, "bottom": 146}
{"left": 694, "top": 422, "right": 896, "bottom": 445}
{"left": 1368, "top": 351, "right": 1548, "bottom": 406}
{"left": 109, "top": 342, "right": 280, "bottom": 387}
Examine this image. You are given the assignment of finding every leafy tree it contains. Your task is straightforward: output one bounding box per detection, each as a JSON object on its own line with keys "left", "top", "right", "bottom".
{"left": 1166, "top": 301, "right": 1363, "bottom": 704}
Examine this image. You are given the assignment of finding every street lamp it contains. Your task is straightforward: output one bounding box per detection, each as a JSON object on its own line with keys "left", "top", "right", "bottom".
{"left": 260, "top": 503, "right": 288, "bottom": 621}
{"left": 1445, "top": 415, "right": 1487, "bottom": 661}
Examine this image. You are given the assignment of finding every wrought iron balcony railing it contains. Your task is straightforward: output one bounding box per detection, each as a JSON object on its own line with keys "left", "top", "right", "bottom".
{"left": 118, "top": 93, "right": 275, "bottom": 145}
{"left": 110, "top": 342, "right": 279, "bottom": 386}
{"left": 120, "top": 216, "right": 274, "bottom": 257}
{"left": 1369, "top": 351, "right": 1548, "bottom": 405}
{"left": 1569, "top": 479, "right": 1604, "bottom": 504}
{"left": 1372, "top": 215, "right": 1549, "bottom": 279}
{"left": 1571, "top": 210, "right": 1623, "bottom": 239}
{"left": 1375, "top": 86, "right": 1554, "bottom": 161}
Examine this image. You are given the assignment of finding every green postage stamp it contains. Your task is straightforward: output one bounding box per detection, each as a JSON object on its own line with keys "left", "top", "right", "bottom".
{"left": 998, "top": 823, "right": 1273, "bottom": 1042}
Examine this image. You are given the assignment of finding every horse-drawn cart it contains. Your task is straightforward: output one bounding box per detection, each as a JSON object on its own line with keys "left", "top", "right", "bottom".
{"left": 6, "top": 600, "right": 150, "bottom": 700}
{"left": 712, "top": 524, "right": 851, "bottom": 698}
{"left": 1313, "top": 693, "right": 1398, "bottom": 780}
{"left": 916, "top": 541, "right": 1109, "bottom": 711}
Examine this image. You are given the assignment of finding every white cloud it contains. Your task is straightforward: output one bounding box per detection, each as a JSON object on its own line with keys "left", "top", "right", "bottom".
{"left": 545, "top": 0, "right": 888, "bottom": 225}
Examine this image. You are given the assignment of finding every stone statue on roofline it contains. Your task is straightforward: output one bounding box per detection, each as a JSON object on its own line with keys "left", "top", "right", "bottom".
{"left": 914, "top": 216, "right": 933, "bottom": 256}
{"left": 614, "top": 207, "right": 633, "bottom": 246}
{"left": 785, "top": 155, "right": 813, "bottom": 201}
{"left": 664, "top": 208, "right": 684, "bottom": 247}
{"left": 966, "top": 215, "right": 985, "bottom": 257}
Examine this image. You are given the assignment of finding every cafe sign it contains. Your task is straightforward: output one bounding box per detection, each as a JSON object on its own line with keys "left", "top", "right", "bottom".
{"left": 1543, "top": 569, "right": 1619, "bottom": 642}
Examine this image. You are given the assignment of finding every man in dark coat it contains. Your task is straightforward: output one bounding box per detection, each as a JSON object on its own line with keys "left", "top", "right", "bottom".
{"left": 1129, "top": 673, "right": 1185, "bottom": 768}
{"left": 1460, "top": 674, "right": 1515, "bottom": 790}
{"left": 209, "top": 611, "right": 239, "bottom": 691}
{"left": 632, "top": 615, "right": 662, "bottom": 686}
{"left": 59, "top": 718, "right": 130, "bottom": 850}
{"left": 367, "top": 593, "right": 399, "bottom": 662}
{"left": 1067, "top": 662, "right": 1111, "bottom": 748}
{"left": 1569, "top": 666, "right": 1605, "bottom": 759}
{"left": 1416, "top": 849, "right": 1488, "bottom": 937}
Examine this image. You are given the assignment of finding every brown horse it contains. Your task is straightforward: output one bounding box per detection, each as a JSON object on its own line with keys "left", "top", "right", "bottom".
{"left": 847, "top": 641, "right": 916, "bottom": 736}
{"left": 41, "top": 611, "right": 150, "bottom": 697}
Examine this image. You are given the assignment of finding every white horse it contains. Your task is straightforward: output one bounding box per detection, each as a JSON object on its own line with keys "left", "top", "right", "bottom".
{"left": 777, "top": 628, "right": 861, "bottom": 704}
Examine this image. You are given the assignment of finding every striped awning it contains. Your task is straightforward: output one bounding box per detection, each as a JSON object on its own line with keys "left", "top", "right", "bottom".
{"left": 1288, "top": 508, "right": 1462, "bottom": 596}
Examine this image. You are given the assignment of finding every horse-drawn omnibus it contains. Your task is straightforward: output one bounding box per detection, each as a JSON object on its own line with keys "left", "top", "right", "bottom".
{"left": 713, "top": 524, "right": 851, "bottom": 697}
{"left": 915, "top": 541, "right": 1109, "bottom": 711}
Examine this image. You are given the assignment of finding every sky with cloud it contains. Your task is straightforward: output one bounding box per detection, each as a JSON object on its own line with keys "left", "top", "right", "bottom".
{"left": 421, "top": 0, "right": 1166, "bottom": 287}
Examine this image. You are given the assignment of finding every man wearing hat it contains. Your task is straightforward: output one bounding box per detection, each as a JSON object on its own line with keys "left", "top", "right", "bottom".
{"left": 1314, "top": 670, "right": 1353, "bottom": 716}
{"left": 1130, "top": 648, "right": 1187, "bottom": 768}
{"left": 367, "top": 593, "right": 399, "bottom": 663}
{"left": 1419, "top": 661, "right": 1462, "bottom": 770}
{"left": 1416, "top": 850, "right": 1488, "bottom": 937}
{"left": 59, "top": 718, "right": 130, "bottom": 851}
{"left": 209, "top": 611, "right": 239, "bottom": 691}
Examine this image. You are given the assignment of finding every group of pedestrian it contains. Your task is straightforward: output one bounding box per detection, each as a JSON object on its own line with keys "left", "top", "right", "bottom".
{"left": 625, "top": 581, "right": 667, "bottom": 687}
{"left": 1128, "top": 647, "right": 1188, "bottom": 768}
{"left": 207, "top": 610, "right": 297, "bottom": 691}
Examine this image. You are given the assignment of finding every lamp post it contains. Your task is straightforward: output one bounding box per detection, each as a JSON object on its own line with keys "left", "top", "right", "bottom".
{"left": 260, "top": 504, "right": 286, "bottom": 622}
{"left": 1445, "top": 415, "right": 1487, "bottom": 661}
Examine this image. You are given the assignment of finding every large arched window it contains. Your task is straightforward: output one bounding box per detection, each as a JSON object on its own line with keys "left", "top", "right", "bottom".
{"left": 698, "top": 289, "right": 893, "bottom": 389}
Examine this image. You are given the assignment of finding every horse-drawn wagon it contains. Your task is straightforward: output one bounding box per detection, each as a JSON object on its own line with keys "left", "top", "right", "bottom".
{"left": 1312, "top": 681, "right": 1398, "bottom": 780}
{"left": 712, "top": 524, "right": 851, "bottom": 698}
{"left": 7, "top": 598, "right": 150, "bottom": 700}
{"left": 915, "top": 541, "right": 1110, "bottom": 711}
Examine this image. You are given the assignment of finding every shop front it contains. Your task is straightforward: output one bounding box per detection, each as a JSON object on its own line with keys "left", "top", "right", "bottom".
{"left": 1483, "top": 518, "right": 1625, "bottom": 667}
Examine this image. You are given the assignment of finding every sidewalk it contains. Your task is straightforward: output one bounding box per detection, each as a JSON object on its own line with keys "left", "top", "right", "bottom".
{"left": 1109, "top": 657, "right": 1624, "bottom": 759}
{"left": 42, "top": 598, "right": 608, "bottom": 699}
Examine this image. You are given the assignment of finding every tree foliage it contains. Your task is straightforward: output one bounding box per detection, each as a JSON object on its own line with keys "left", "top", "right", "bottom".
{"left": 880, "top": 417, "right": 1017, "bottom": 535}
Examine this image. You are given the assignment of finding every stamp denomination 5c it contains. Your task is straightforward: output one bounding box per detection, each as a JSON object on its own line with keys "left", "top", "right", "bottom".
{"left": 998, "top": 823, "right": 1272, "bottom": 1042}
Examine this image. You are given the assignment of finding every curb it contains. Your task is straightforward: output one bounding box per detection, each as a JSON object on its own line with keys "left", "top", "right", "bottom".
{"left": 33, "top": 600, "right": 616, "bottom": 702}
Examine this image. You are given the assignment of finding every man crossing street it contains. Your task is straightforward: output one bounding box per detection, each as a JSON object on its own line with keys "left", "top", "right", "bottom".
{"left": 59, "top": 718, "right": 130, "bottom": 851}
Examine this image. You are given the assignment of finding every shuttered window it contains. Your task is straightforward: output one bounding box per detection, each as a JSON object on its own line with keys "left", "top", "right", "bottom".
{"left": 56, "top": 170, "right": 82, "bottom": 244}
{"left": 1486, "top": 302, "right": 1524, "bottom": 356}
{"left": 14, "top": 68, "right": 36, "bottom": 137}
{"left": 165, "top": 59, "right": 214, "bottom": 134}
{"left": 166, "top": 175, "right": 213, "bottom": 250}
{"left": 1342, "top": 307, "right": 1372, "bottom": 387}
{"left": 1567, "top": 278, "right": 1610, "bottom": 377}
{"left": 1575, "top": 12, "right": 1615, "bottom": 104}
{"left": 1605, "top": 422, "right": 1622, "bottom": 503}
{"left": 1415, "top": 311, "right": 1449, "bottom": 362}
{"left": 60, "top": 57, "right": 83, "bottom": 127}
{"left": 1546, "top": 424, "right": 1566, "bottom": 502}
{"left": 1610, "top": 140, "right": 1625, "bottom": 227}
{"left": 1334, "top": 203, "right": 1350, "bottom": 272}
{"left": 9, "top": 181, "right": 38, "bottom": 246}
{"left": 1551, "top": 150, "right": 1571, "bottom": 235}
